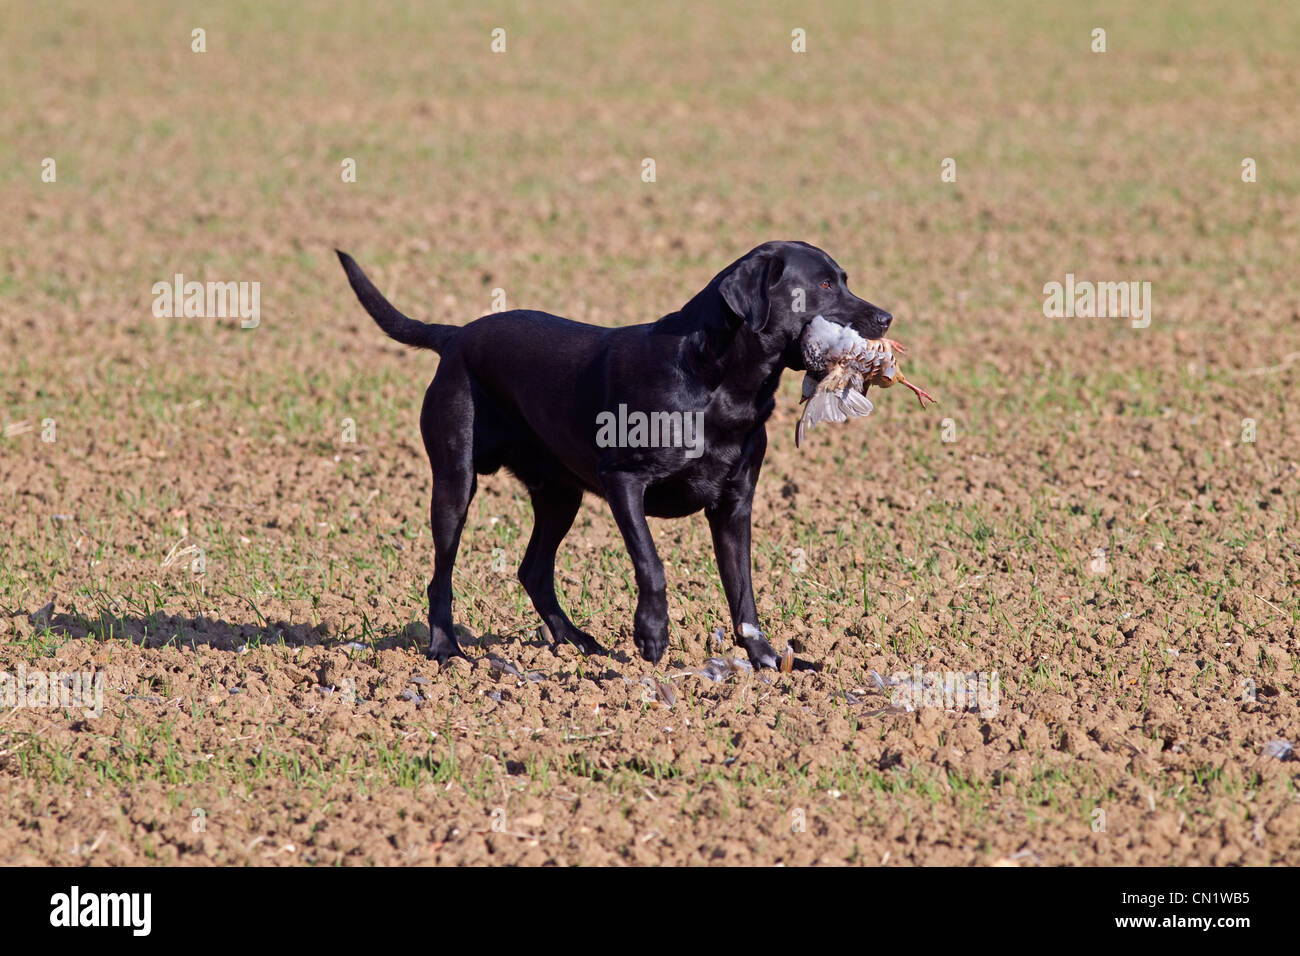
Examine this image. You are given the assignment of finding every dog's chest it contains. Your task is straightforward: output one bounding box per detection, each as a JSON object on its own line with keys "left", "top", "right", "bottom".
{"left": 642, "top": 425, "right": 760, "bottom": 518}
{"left": 646, "top": 469, "right": 734, "bottom": 517}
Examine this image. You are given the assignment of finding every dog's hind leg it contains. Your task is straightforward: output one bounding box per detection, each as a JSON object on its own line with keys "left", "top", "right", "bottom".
{"left": 519, "top": 483, "right": 606, "bottom": 656}
{"left": 420, "top": 377, "right": 477, "bottom": 664}
{"left": 425, "top": 467, "right": 475, "bottom": 663}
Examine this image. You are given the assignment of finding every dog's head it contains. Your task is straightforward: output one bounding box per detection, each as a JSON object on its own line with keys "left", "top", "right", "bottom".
{"left": 717, "top": 241, "right": 892, "bottom": 369}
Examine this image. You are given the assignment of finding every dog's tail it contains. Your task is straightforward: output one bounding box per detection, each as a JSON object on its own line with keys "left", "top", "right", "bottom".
{"left": 335, "top": 250, "right": 458, "bottom": 353}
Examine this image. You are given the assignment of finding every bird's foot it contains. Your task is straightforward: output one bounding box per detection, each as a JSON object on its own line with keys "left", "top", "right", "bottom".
{"left": 902, "top": 377, "right": 938, "bottom": 408}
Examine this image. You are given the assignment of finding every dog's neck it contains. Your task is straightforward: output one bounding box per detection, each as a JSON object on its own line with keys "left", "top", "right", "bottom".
{"left": 712, "top": 326, "right": 787, "bottom": 400}
{"left": 653, "top": 310, "right": 789, "bottom": 427}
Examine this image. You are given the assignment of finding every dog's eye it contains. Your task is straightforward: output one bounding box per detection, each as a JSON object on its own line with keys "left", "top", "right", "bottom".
{"left": 820, "top": 280, "right": 832, "bottom": 290}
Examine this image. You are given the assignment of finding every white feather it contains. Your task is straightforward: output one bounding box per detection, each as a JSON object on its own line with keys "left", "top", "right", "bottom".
{"left": 805, "top": 314, "right": 868, "bottom": 360}
{"left": 839, "top": 388, "right": 874, "bottom": 418}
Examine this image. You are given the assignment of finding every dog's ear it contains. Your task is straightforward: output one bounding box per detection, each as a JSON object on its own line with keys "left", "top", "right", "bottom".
{"left": 719, "top": 252, "right": 785, "bottom": 333}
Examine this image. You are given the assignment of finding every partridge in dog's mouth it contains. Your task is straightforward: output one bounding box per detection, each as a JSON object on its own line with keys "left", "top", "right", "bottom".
{"left": 796, "top": 314, "right": 937, "bottom": 448}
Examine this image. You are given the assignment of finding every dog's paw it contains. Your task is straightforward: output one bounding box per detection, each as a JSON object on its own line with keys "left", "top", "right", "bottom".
{"left": 632, "top": 597, "right": 670, "bottom": 664}
{"left": 635, "top": 638, "right": 668, "bottom": 664}
{"left": 633, "top": 622, "right": 669, "bottom": 664}
{"left": 742, "top": 645, "right": 780, "bottom": 669}
{"left": 426, "top": 635, "right": 467, "bottom": 665}
{"left": 738, "top": 623, "right": 779, "bottom": 669}
{"left": 551, "top": 628, "right": 607, "bottom": 657}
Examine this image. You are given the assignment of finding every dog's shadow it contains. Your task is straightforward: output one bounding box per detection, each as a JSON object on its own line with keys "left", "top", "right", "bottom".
{"left": 12, "top": 607, "right": 809, "bottom": 680}
{"left": 13, "top": 606, "right": 644, "bottom": 674}
{"left": 15, "top": 607, "right": 419, "bottom": 654}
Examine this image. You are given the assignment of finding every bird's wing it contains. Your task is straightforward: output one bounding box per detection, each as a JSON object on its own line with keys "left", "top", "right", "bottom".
{"left": 795, "top": 387, "right": 874, "bottom": 448}
{"left": 839, "top": 387, "right": 875, "bottom": 418}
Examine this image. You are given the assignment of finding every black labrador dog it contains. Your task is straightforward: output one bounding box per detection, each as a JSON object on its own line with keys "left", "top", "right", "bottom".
{"left": 336, "top": 241, "right": 892, "bottom": 668}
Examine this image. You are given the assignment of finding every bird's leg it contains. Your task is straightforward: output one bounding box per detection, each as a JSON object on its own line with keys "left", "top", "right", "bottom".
{"left": 882, "top": 337, "right": 908, "bottom": 354}
{"left": 899, "top": 375, "right": 937, "bottom": 407}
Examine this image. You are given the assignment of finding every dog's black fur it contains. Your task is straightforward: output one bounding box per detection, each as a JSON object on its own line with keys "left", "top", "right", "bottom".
{"left": 336, "top": 241, "right": 892, "bottom": 667}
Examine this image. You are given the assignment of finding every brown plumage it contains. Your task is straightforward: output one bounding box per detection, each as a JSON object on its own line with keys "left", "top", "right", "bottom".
{"left": 795, "top": 315, "right": 937, "bottom": 447}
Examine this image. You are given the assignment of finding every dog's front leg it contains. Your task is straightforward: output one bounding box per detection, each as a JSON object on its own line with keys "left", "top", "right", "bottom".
{"left": 707, "top": 493, "right": 779, "bottom": 669}
{"left": 600, "top": 472, "right": 670, "bottom": 663}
